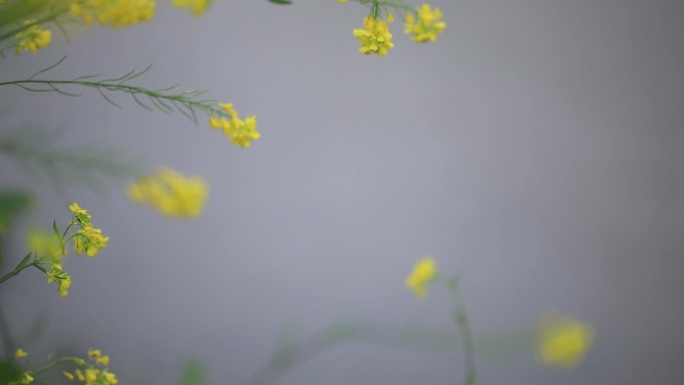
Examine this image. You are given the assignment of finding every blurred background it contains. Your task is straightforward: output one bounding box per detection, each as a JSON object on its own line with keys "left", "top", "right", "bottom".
{"left": 1, "top": 0, "right": 683, "bottom": 384}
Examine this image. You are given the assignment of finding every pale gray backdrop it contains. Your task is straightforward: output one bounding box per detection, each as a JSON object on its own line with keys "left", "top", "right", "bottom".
{"left": 1, "top": 0, "right": 683, "bottom": 384}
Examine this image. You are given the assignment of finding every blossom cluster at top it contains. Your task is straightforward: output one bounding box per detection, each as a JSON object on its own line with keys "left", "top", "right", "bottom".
{"left": 348, "top": 2, "right": 446, "bottom": 56}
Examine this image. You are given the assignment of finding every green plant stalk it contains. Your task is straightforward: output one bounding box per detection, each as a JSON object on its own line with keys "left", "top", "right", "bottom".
{"left": 0, "top": 79, "right": 227, "bottom": 120}
{"left": 32, "top": 356, "right": 83, "bottom": 376}
{"left": 446, "top": 278, "right": 477, "bottom": 385}
{"left": 0, "top": 259, "right": 46, "bottom": 284}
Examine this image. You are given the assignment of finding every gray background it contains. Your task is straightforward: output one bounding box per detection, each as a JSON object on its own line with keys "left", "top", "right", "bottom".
{"left": 1, "top": 0, "right": 684, "bottom": 384}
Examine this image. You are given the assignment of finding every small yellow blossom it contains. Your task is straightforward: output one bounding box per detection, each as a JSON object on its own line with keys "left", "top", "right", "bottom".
{"left": 127, "top": 168, "right": 208, "bottom": 218}
{"left": 47, "top": 269, "right": 72, "bottom": 296}
{"left": 70, "top": 202, "right": 93, "bottom": 226}
{"left": 172, "top": 0, "right": 212, "bottom": 15}
{"left": 404, "top": 4, "right": 446, "bottom": 43}
{"left": 209, "top": 103, "right": 261, "bottom": 148}
{"left": 404, "top": 256, "right": 437, "bottom": 299}
{"left": 64, "top": 371, "right": 75, "bottom": 380}
{"left": 353, "top": 17, "right": 394, "bottom": 56}
{"left": 14, "top": 22, "right": 51, "bottom": 55}
{"left": 537, "top": 313, "right": 594, "bottom": 368}
{"left": 335, "top": 0, "right": 347, "bottom": 3}
{"left": 14, "top": 349, "right": 28, "bottom": 358}
{"left": 75, "top": 369, "right": 85, "bottom": 381}
{"left": 70, "top": 0, "right": 155, "bottom": 28}
{"left": 73, "top": 226, "right": 109, "bottom": 257}
{"left": 9, "top": 372, "right": 34, "bottom": 385}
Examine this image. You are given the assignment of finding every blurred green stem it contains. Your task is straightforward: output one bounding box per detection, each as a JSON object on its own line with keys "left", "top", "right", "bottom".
{"left": 445, "top": 276, "right": 477, "bottom": 385}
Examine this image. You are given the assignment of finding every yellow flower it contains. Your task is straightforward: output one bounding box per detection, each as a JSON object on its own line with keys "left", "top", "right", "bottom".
{"left": 47, "top": 269, "right": 72, "bottom": 296}
{"left": 22, "top": 373, "right": 34, "bottom": 385}
{"left": 404, "top": 4, "right": 446, "bottom": 43}
{"left": 537, "top": 313, "right": 594, "bottom": 368}
{"left": 14, "top": 22, "right": 51, "bottom": 55}
{"left": 209, "top": 103, "right": 261, "bottom": 148}
{"left": 353, "top": 17, "right": 394, "bottom": 56}
{"left": 64, "top": 371, "right": 75, "bottom": 380}
{"left": 70, "top": 0, "right": 155, "bottom": 28}
{"left": 14, "top": 349, "right": 28, "bottom": 358}
{"left": 335, "top": 0, "right": 347, "bottom": 3}
{"left": 73, "top": 226, "right": 109, "bottom": 257}
{"left": 70, "top": 202, "right": 93, "bottom": 226}
{"left": 127, "top": 168, "right": 208, "bottom": 218}
{"left": 102, "top": 371, "right": 117, "bottom": 385}
{"left": 404, "top": 256, "right": 437, "bottom": 299}
{"left": 172, "top": 0, "right": 212, "bottom": 15}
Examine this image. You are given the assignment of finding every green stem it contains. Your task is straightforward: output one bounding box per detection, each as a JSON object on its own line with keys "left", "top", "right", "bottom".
{"left": 32, "top": 357, "right": 83, "bottom": 376}
{"left": 0, "top": 260, "right": 41, "bottom": 284}
{"left": 446, "top": 276, "right": 477, "bottom": 385}
{"left": 0, "top": 79, "right": 225, "bottom": 119}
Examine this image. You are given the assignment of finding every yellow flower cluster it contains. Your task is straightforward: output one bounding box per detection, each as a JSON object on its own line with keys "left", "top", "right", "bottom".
{"left": 404, "top": 4, "right": 446, "bottom": 43}
{"left": 64, "top": 349, "right": 118, "bottom": 385}
{"left": 353, "top": 16, "right": 394, "bottom": 56}
{"left": 209, "top": 103, "right": 261, "bottom": 148}
{"left": 405, "top": 256, "right": 437, "bottom": 299}
{"left": 15, "top": 349, "right": 28, "bottom": 359}
{"left": 14, "top": 22, "right": 51, "bottom": 55}
{"left": 47, "top": 268, "right": 73, "bottom": 296}
{"left": 127, "top": 168, "right": 208, "bottom": 218}
{"left": 69, "top": 0, "right": 155, "bottom": 28}
{"left": 70, "top": 203, "right": 109, "bottom": 257}
{"left": 171, "top": 0, "right": 212, "bottom": 16}
{"left": 537, "top": 313, "right": 594, "bottom": 368}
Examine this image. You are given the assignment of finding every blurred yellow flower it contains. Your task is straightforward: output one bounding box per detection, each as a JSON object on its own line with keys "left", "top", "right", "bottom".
{"left": 14, "top": 22, "right": 51, "bottom": 55}
{"left": 210, "top": 103, "right": 261, "bottom": 148}
{"left": 404, "top": 4, "right": 446, "bottom": 43}
{"left": 127, "top": 168, "right": 208, "bottom": 218}
{"left": 14, "top": 349, "right": 28, "bottom": 358}
{"left": 353, "top": 17, "right": 394, "bottom": 56}
{"left": 404, "top": 256, "right": 437, "bottom": 299}
{"left": 537, "top": 313, "right": 594, "bottom": 368}
{"left": 27, "top": 229, "right": 66, "bottom": 262}
{"left": 172, "top": 0, "right": 211, "bottom": 15}
{"left": 70, "top": 0, "right": 155, "bottom": 28}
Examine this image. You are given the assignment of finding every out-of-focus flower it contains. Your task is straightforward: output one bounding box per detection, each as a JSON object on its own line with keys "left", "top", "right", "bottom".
{"left": 537, "top": 312, "right": 594, "bottom": 368}
{"left": 353, "top": 16, "right": 394, "bottom": 56}
{"left": 14, "top": 22, "right": 51, "bottom": 55}
{"left": 405, "top": 256, "right": 437, "bottom": 299}
{"left": 404, "top": 4, "right": 446, "bottom": 43}
{"left": 172, "top": 0, "right": 211, "bottom": 15}
{"left": 14, "top": 349, "right": 28, "bottom": 359}
{"left": 27, "top": 229, "right": 66, "bottom": 263}
{"left": 209, "top": 103, "right": 261, "bottom": 147}
{"left": 127, "top": 168, "right": 208, "bottom": 218}
{"left": 70, "top": 0, "right": 155, "bottom": 28}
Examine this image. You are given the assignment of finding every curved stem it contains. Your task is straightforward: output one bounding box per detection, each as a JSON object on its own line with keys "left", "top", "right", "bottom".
{"left": 447, "top": 279, "right": 477, "bottom": 385}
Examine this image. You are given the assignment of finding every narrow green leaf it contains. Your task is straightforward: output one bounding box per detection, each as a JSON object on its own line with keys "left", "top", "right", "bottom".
{"left": 268, "top": 0, "right": 292, "bottom": 4}
{"left": 16, "top": 252, "right": 32, "bottom": 270}
{"left": 52, "top": 220, "right": 61, "bottom": 241}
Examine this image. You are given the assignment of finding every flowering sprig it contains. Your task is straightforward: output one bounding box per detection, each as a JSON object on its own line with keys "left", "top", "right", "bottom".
{"left": 0, "top": 57, "right": 260, "bottom": 147}
{"left": 6, "top": 348, "right": 118, "bottom": 385}
{"left": 0, "top": 202, "right": 108, "bottom": 296}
